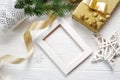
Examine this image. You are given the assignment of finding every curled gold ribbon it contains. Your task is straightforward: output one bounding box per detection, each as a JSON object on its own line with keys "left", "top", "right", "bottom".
{"left": 0, "top": 15, "right": 56, "bottom": 64}
{"left": 83, "top": 0, "right": 107, "bottom": 14}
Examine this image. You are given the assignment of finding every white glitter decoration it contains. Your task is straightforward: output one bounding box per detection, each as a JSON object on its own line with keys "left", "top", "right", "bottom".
{"left": 92, "top": 32, "right": 120, "bottom": 67}
{"left": 0, "top": 0, "right": 27, "bottom": 31}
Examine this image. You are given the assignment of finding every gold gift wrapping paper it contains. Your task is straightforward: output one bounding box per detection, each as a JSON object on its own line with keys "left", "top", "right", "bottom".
{"left": 72, "top": 0, "right": 120, "bottom": 32}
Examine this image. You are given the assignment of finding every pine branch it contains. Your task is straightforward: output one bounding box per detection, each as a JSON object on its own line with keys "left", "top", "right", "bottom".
{"left": 15, "top": 0, "right": 74, "bottom": 17}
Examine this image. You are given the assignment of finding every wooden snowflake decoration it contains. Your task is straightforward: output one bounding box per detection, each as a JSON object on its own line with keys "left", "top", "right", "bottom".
{"left": 92, "top": 32, "right": 120, "bottom": 67}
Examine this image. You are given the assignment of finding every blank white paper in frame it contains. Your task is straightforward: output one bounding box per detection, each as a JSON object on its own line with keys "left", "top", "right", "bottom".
{"left": 36, "top": 19, "right": 92, "bottom": 75}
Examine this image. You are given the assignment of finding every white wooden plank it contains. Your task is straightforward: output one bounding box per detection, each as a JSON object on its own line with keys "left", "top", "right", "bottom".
{"left": 22, "top": 69, "right": 120, "bottom": 80}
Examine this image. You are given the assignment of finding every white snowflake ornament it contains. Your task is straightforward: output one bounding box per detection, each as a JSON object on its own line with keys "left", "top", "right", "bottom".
{"left": 92, "top": 32, "right": 120, "bottom": 67}
{"left": 0, "top": 0, "right": 27, "bottom": 31}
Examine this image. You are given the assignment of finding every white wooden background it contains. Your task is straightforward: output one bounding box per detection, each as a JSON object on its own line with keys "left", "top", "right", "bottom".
{"left": 0, "top": 0, "right": 120, "bottom": 80}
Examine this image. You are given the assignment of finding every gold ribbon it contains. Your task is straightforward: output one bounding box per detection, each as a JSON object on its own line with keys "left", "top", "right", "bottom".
{"left": 0, "top": 15, "right": 56, "bottom": 64}
{"left": 83, "top": 0, "right": 107, "bottom": 14}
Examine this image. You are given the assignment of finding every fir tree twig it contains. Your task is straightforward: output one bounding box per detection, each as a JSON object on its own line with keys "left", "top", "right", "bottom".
{"left": 15, "top": 0, "right": 74, "bottom": 17}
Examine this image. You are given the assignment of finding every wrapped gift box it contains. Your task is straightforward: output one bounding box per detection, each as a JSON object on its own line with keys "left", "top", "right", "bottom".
{"left": 72, "top": 0, "right": 120, "bottom": 32}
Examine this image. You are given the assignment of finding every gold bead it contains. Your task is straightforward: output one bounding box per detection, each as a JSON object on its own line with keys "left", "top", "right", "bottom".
{"left": 93, "top": 19, "right": 97, "bottom": 23}
{"left": 89, "top": 22, "right": 92, "bottom": 26}
{"left": 92, "top": 23, "right": 97, "bottom": 28}
{"left": 80, "top": 14, "right": 89, "bottom": 20}
{"left": 99, "top": 17, "right": 105, "bottom": 22}
{"left": 80, "top": 14, "right": 85, "bottom": 20}
{"left": 93, "top": 13, "right": 98, "bottom": 17}
{"left": 93, "top": 24, "right": 97, "bottom": 28}
{"left": 99, "top": 17, "right": 102, "bottom": 21}
{"left": 84, "top": 16, "right": 89, "bottom": 20}
{"left": 89, "top": 21, "right": 97, "bottom": 28}
{"left": 106, "top": 15, "right": 110, "bottom": 18}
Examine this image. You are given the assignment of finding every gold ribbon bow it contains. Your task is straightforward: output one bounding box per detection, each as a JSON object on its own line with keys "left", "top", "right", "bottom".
{"left": 83, "top": 0, "right": 107, "bottom": 14}
{"left": 0, "top": 15, "right": 56, "bottom": 64}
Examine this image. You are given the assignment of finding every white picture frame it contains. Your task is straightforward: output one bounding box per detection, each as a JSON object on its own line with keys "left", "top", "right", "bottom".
{"left": 36, "top": 19, "right": 92, "bottom": 75}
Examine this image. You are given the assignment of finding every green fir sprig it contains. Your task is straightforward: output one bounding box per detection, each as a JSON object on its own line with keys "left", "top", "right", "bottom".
{"left": 15, "top": 0, "right": 74, "bottom": 17}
